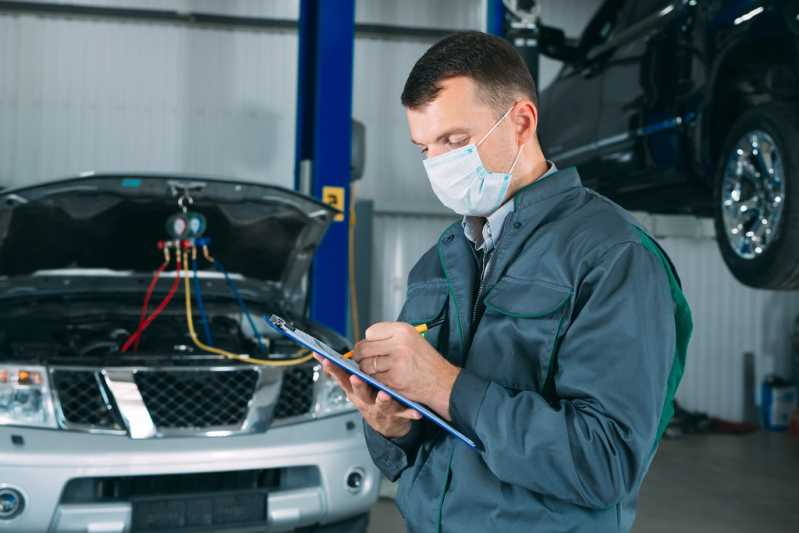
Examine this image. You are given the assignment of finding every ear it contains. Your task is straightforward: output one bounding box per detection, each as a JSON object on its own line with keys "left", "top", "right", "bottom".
{"left": 511, "top": 100, "right": 538, "bottom": 145}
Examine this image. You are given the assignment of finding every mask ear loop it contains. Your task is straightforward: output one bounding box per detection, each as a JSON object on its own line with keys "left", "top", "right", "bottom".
{"left": 476, "top": 105, "right": 515, "bottom": 146}
{"left": 477, "top": 104, "right": 524, "bottom": 177}
{"left": 507, "top": 143, "right": 523, "bottom": 176}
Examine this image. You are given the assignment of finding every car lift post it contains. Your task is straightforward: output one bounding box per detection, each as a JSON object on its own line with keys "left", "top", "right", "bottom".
{"left": 293, "top": 0, "right": 356, "bottom": 336}
{"left": 486, "top": 0, "right": 505, "bottom": 35}
{"left": 486, "top": 0, "right": 540, "bottom": 83}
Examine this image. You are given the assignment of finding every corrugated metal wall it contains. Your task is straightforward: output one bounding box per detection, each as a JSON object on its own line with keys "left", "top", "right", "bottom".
{"left": 0, "top": 0, "right": 483, "bottom": 191}
{"left": 657, "top": 236, "right": 799, "bottom": 422}
{"left": 0, "top": 10, "right": 299, "bottom": 188}
{"left": 10, "top": 0, "right": 300, "bottom": 19}
{"left": 2, "top": 0, "right": 796, "bottom": 423}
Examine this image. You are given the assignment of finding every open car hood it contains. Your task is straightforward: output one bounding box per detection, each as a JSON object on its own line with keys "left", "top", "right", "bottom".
{"left": 0, "top": 173, "right": 337, "bottom": 312}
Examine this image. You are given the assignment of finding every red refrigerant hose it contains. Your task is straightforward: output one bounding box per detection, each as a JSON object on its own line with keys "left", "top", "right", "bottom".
{"left": 121, "top": 253, "right": 182, "bottom": 352}
{"left": 132, "top": 258, "right": 170, "bottom": 352}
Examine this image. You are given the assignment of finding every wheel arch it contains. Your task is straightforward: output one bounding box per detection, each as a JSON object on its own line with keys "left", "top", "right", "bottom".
{"left": 702, "top": 25, "right": 799, "bottom": 184}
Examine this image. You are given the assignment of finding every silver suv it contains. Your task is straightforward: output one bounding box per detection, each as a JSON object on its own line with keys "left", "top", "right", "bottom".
{"left": 0, "top": 174, "right": 379, "bottom": 532}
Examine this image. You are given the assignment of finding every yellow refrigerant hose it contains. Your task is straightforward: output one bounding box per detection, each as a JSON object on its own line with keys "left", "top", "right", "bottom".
{"left": 182, "top": 249, "right": 315, "bottom": 367}
{"left": 348, "top": 183, "right": 362, "bottom": 342}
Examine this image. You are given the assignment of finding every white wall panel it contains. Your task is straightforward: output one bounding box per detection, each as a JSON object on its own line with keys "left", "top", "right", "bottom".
{"left": 10, "top": 0, "right": 300, "bottom": 19}
{"left": 13, "top": 0, "right": 482, "bottom": 26}
{"left": 357, "top": 0, "right": 482, "bottom": 30}
{"left": 369, "top": 212, "right": 456, "bottom": 323}
{"left": 659, "top": 237, "right": 799, "bottom": 422}
{"left": 352, "top": 36, "right": 446, "bottom": 213}
{"left": 0, "top": 13, "right": 297, "bottom": 188}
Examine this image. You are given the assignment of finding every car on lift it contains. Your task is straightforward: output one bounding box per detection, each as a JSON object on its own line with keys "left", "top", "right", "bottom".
{"left": 0, "top": 174, "right": 379, "bottom": 532}
{"left": 536, "top": 0, "right": 799, "bottom": 288}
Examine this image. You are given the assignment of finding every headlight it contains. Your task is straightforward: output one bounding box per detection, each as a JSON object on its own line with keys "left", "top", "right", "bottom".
{"left": 312, "top": 364, "right": 356, "bottom": 417}
{"left": 0, "top": 365, "right": 57, "bottom": 428}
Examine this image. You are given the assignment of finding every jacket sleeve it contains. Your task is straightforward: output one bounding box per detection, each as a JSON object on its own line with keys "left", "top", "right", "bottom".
{"left": 363, "top": 419, "right": 425, "bottom": 482}
{"left": 448, "top": 241, "right": 677, "bottom": 509}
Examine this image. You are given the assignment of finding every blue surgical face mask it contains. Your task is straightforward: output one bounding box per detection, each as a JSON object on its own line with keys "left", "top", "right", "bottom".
{"left": 422, "top": 106, "right": 522, "bottom": 216}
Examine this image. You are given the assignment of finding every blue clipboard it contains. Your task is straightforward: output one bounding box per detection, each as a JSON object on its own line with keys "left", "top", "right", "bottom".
{"left": 267, "top": 314, "right": 476, "bottom": 449}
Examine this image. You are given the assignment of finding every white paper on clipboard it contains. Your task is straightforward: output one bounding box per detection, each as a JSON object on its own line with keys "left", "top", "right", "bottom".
{"left": 267, "top": 314, "right": 477, "bottom": 449}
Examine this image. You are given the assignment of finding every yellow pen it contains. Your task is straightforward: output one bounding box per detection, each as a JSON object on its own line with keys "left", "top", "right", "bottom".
{"left": 342, "top": 317, "right": 444, "bottom": 359}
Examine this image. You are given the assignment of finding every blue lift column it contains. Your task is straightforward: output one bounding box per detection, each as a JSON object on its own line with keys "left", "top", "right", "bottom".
{"left": 486, "top": 0, "right": 539, "bottom": 85}
{"left": 486, "top": 0, "right": 505, "bottom": 35}
{"left": 294, "top": 0, "right": 356, "bottom": 336}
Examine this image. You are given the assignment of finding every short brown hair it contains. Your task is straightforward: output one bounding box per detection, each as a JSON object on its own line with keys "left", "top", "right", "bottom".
{"left": 401, "top": 31, "right": 538, "bottom": 112}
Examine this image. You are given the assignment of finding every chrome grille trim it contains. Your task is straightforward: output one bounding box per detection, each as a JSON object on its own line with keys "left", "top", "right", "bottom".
{"left": 49, "top": 363, "right": 316, "bottom": 438}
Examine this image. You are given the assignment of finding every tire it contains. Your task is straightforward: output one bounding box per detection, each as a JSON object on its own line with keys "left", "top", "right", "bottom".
{"left": 295, "top": 512, "right": 369, "bottom": 533}
{"left": 713, "top": 103, "right": 799, "bottom": 289}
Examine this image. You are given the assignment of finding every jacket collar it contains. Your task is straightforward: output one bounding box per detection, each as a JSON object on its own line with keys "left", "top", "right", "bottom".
{"left": 512, "top": 165, "right": 583, "bottom": 220}
{"left": 480, "top": 166, "right": 585, "bottom": 290}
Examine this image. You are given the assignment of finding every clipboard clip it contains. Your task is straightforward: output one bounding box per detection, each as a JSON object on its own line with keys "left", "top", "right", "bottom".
{"left": 269, "top": 314, "right": 294, "bottom": 332}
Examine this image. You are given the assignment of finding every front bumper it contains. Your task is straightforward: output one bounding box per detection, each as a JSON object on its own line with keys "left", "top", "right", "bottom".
{"left": 0, "top": 412, "right": 379, "bottom": 532}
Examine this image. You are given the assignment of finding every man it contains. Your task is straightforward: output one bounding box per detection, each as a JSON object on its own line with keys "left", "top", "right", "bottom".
{"left": 317, "top": 31, "right": 692, "bottom": 532}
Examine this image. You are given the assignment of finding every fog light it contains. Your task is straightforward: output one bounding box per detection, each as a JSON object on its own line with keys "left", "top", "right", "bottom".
{"left": 346, "top": 468, "right": 364, "bottom": 493}
{"left": 0, "top": 487, "right": 24, "bottom": 519}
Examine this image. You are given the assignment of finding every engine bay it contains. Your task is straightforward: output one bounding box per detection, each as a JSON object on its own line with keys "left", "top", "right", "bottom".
{"left": 0, "top": 298, "right": 303, "bottom": 367}
{"left": 0, "top": 180, "right": 346, "bottom": 369}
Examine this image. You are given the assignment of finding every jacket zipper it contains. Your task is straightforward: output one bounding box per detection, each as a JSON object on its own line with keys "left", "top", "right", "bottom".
{"left": 471, "top": 250, "right": 488, "bottom": 327}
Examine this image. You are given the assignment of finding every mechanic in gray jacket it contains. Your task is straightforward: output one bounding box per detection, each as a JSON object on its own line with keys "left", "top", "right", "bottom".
{"left": 317, "top": 31, "right": 692, "bottom": 532}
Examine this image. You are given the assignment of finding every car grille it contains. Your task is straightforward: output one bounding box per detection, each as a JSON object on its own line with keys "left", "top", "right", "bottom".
{"left": 51, "top": 369, "right": 124, "bottom": 430}
{"left": 273, "top": 366, "right": 315, "bottom": 419}
{"left": 134, "top": 370, "right": 259, "bottom": 428}
{"left": 51, "top": 365, "right": 316, "bottom": 434}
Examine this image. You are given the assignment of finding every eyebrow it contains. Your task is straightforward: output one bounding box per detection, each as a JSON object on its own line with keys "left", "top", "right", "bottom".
{"left": 411, "top": 127, "right": 470, "bottom": 146}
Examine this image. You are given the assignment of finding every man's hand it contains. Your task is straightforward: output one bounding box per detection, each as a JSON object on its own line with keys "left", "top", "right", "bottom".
{"left": 352, "top": 322, "right": 460, "bottom": 421}
{"left": 314, "top": 321, "right": 461, "bottom": 439}
{"left": 315, "top": 354, "right": 422, "bottom": 438}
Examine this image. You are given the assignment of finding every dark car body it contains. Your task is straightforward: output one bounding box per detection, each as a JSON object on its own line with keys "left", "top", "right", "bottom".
{"left": 539, "top": 0, "right": 799, "bottom": 215}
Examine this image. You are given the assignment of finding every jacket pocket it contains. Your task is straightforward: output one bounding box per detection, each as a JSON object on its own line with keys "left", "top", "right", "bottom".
{"left": 398, "top": 282, "right": 449, "bottom": 351}
{"left": 476, "top": 276, "right": 572, "bottom": 392}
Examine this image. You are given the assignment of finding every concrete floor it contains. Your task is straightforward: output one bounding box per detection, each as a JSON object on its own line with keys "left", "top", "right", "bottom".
{"left": 367, "top": 432, "right": 799, "bottom": 533}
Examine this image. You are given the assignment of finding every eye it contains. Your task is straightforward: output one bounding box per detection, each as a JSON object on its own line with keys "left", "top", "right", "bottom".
{"left": 447, "top": 137, "right": 468, "bottom": 148}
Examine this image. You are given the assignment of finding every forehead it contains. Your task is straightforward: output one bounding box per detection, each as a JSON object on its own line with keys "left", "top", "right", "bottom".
{"left": 406, "top": 76, "right": 497, "bottom": 144}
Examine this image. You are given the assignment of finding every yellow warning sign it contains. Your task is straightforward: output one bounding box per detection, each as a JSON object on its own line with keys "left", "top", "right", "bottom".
{"left": 322, "top": 186, "right": 346, "bottom": 222}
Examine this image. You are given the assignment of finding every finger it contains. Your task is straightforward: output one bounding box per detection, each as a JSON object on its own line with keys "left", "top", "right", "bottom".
{"left": 375, "top": 392, "right": 422, "bottom": 420}
{"left": 350, "top": 340, "right": 370, "bottom": 363}
{"left": 363, "top": 355, "right": 391, "bottom": 376}
{"left": 399, "top": 408, "right": 423, "bottom": 420}
{"left": 376, "top": 390, "right": 396, "bottom": 404}
{"left": 322, "top": 360, "right": 353, "bottom": 394}
{"left": 364, "top": 321, "right": 402, "bottom": 341}
{"left": 352, "top": 338, "right": 395, "bottom": 361}
{"left": 350, "top": 374, "right": 377, "bottom": 404}
{"left": 312, "top": 352, "right": 324, "bottom": 363}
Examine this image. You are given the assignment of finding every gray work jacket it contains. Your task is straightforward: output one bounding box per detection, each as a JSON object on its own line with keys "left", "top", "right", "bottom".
{"left": 364, "top": 167, "right": 692, "bottom": 532}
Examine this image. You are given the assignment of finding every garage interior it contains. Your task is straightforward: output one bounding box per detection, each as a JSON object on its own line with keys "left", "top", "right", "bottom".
{"left": 0, "top": 0, "right": 797, "bottom": 532}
